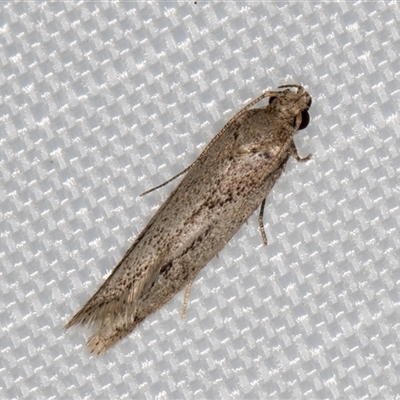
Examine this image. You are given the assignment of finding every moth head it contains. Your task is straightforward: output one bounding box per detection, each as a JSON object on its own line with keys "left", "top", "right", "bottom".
{"left": 269, "top": 85, "right": 312, "bottom": 130}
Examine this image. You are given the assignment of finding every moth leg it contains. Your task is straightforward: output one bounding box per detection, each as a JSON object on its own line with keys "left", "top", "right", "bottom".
{"left": 181, "top": 280, "right": 194, "bottom": 321}
{"left": 258, "top": 198, "right": 268, "bottom": 246}
{"left": 289, "top": 140, "right": 312, "bottom": 162}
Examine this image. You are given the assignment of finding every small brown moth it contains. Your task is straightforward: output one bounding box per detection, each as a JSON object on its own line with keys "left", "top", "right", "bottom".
{"left": 65, "top": 84, "right": 312, "bottom": 354}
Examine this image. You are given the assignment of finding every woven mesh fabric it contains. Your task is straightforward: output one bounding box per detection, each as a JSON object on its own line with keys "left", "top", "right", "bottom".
{"left": 1, "top": 2, "right": 399, "bottom": 398}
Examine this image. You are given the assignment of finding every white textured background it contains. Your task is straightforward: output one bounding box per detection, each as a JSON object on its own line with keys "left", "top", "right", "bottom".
{"left": 1, "top": 2, "right": 400, "bottom": 399}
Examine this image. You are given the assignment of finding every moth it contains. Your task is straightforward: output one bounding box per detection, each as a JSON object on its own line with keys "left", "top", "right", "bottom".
{"left": 65, "top": 84, "right": 312, "bottom": 354}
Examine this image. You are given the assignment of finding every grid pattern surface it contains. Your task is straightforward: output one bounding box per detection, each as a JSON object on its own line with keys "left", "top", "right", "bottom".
{"left": 1, "top": 2, "right": 400, "bottom": 398}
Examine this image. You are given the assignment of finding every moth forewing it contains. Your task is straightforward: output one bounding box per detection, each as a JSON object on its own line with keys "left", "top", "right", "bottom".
{"left": 66, "top": 84, "right": 312, "bottom": 354}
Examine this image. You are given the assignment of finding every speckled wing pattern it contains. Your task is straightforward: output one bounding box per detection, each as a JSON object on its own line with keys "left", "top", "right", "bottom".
{"left": 65, "top": 85, "right": 312, "bottom": 354}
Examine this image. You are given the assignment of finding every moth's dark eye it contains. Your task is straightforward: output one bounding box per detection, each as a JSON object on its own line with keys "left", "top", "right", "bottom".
{"left": 269, "top": 96, "right": 276, "bottom": 104}
{"left": 298, "top": 110, "right": 310, "bottom": 130}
